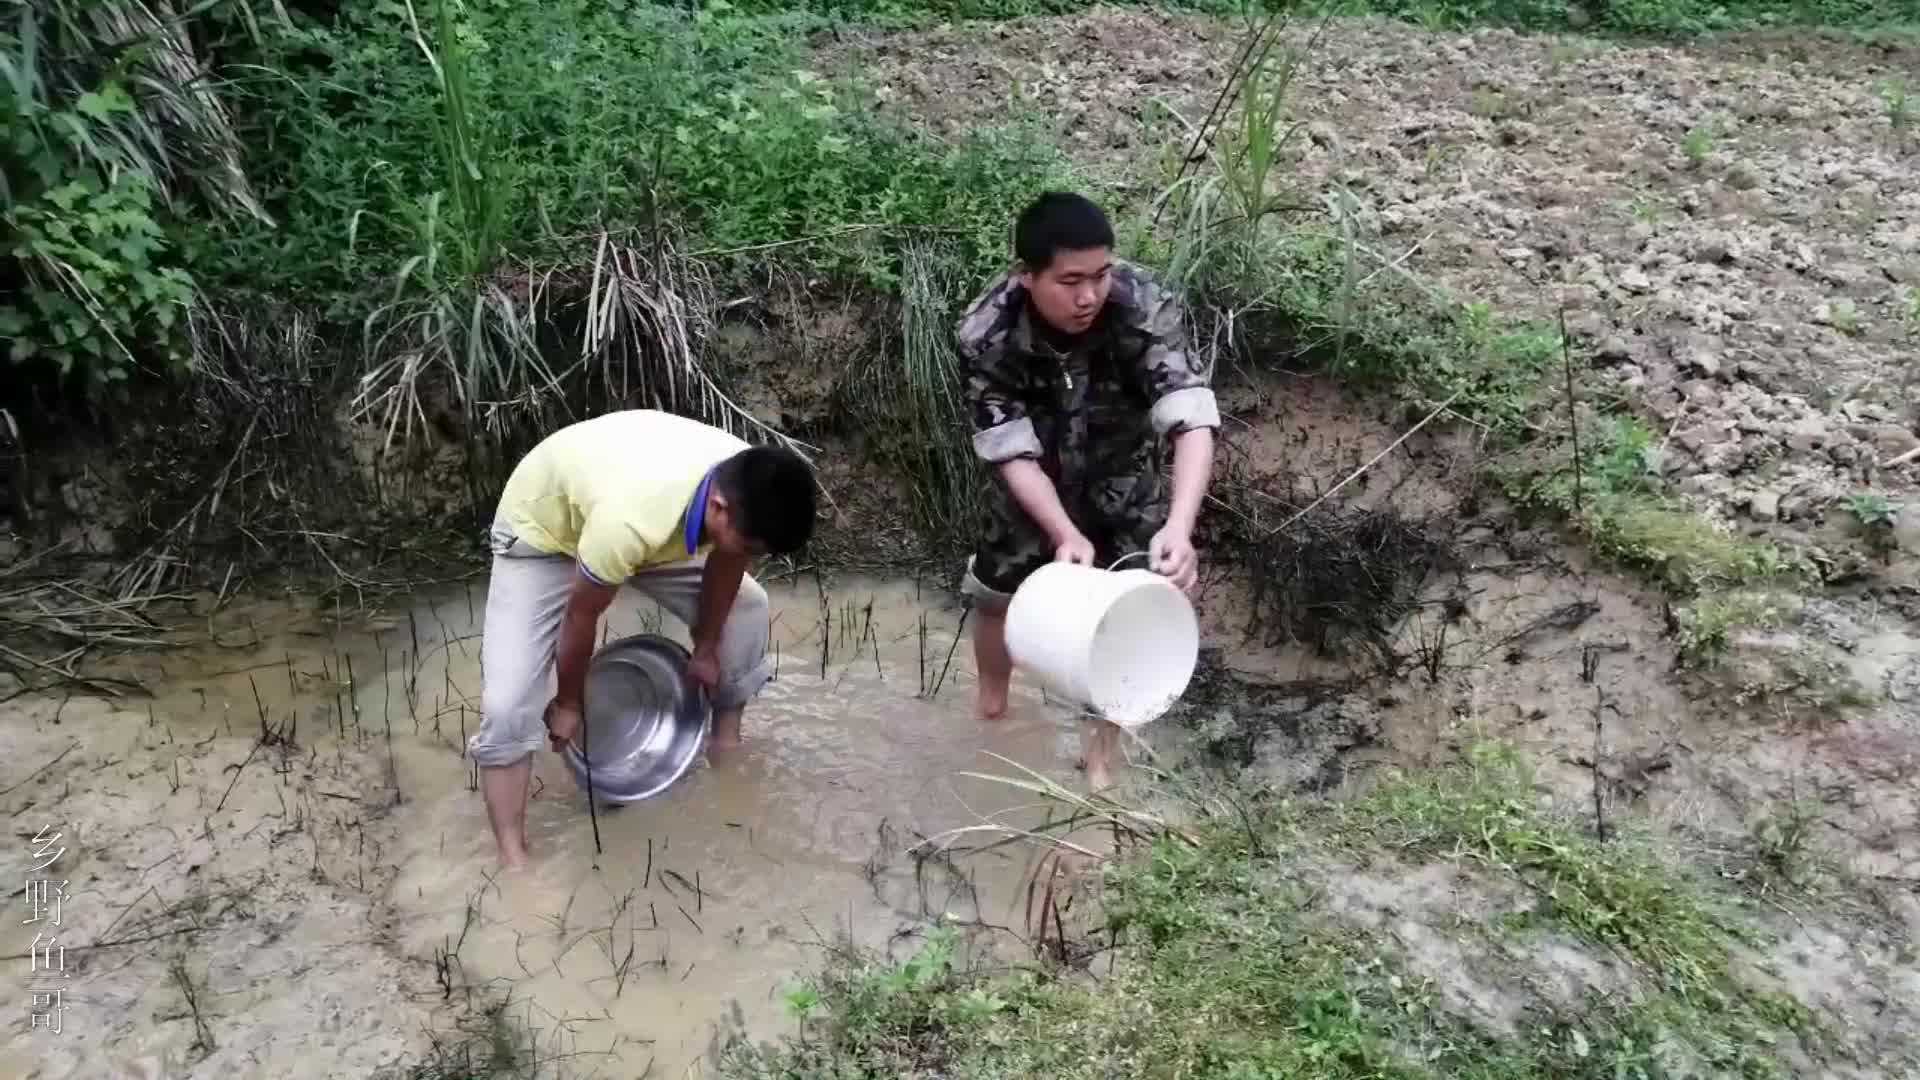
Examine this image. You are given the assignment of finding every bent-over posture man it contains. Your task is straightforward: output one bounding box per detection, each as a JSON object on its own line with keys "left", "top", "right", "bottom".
{"left": 955, "top": 192, "right": 1219, "bottom": 792}
{"left": 472, "top": 409, "right": 815, "bottom": 869}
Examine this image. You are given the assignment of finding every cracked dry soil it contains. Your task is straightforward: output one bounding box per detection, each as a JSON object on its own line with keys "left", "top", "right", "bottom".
{"left": 816, "top": 10, "right": 1920, "bottom": 571}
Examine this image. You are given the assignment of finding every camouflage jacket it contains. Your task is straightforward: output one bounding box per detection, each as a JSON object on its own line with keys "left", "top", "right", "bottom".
{"left": 955, "top": 260, "right": 1220, "bottom": 505}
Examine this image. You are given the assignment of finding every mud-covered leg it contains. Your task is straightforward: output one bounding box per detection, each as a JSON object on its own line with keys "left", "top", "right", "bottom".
{"left": 1080, "top": 713, "right": 1119, "bottom": 793}
{"left": 971, "top": 601, "right": 1014, "bottom": 722}
{"left": 473, "top": 546, "right": 576, "bottom": 870}
{"left": 960, "top": 487, "right": 1051, "bottom": 723}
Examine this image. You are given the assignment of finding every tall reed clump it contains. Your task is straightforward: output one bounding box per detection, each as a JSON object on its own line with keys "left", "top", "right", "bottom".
{"left": 349, "top": 0, "right": 810, "bottom": 481}
{"left": 884, "top": 240, "right": 986, "bottom": 560}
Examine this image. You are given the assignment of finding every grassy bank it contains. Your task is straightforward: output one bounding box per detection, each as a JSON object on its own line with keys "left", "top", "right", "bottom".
{"left": 4, "top": 0, "right": 1084, "bottom": 584}
{"left": 713, "top": 743, "right": 1867, "bottom": 1079}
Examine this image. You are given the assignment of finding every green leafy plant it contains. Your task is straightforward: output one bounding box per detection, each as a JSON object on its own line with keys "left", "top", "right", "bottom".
{"left": 1, "top": 0, "right": 262, "bottom": 385}
{"left": 1212, "top": 14, "right": 1326, "bottom": 229}
{"left": 1885, "top": 76, "right": 1911, "bottom": 133}
{"left": 3, "top": 171, "right": 196, "bottom": 379}
{"left": 1671, "top": 590, "right": 1794, "bottom": 667}
{"left": 1844, "top": 491, "right": 1900, "bottom": 528}
{"left": 1829, "top": 297, "right": 1862, "bottom": 336}
{"left": 1682, "top": 124, "right": 1715, "bottom": 167}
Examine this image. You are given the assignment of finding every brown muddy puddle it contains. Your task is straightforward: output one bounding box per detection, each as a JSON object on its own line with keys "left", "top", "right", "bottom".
{"left": 377, "top": 572, "right": 1102, "bottom": 1077}
{"left": 1, "top": 569, "right": 1131, "bottom": 1080}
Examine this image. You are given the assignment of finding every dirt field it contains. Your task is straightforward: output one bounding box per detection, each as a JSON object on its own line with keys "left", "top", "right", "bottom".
{"left": 817, "top": 10, "right": 1920, "bottom": 569}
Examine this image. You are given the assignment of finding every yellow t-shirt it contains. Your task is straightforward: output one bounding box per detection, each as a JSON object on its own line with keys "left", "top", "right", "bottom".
{"left": 494, "top": 410, "right": 749, "bottom": 584}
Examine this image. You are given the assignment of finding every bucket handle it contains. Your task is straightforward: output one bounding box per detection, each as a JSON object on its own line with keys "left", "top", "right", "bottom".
{"left": 1106, "top": 550, "right": 1152, "bottom": 572}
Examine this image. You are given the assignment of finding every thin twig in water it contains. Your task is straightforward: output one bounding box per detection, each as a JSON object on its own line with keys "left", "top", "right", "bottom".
{"left": 1591, "top": 685, "right": 1608, "bottom": 843}
{"left": 924, "top": 607, "right": 970, "bottom": 701}
{"left": 214, "top": 728, "right": 272, "bottom": 813}
{"left": 0, "top": 740, "right": 79, "bottom": 796}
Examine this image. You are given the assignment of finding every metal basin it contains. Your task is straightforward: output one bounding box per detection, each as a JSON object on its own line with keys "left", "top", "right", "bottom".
{"left": 560, "top": 634, "right": 710, "bottom": 804}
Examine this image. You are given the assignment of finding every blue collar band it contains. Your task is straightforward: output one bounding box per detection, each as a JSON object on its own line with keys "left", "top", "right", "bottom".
{"left": 684, "top": 468, "right": 715, "bottom": 555}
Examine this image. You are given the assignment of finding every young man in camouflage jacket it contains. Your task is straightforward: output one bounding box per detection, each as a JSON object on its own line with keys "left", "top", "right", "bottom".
{"left": 954, "top": 191, "right": 1220, "bottom": 791}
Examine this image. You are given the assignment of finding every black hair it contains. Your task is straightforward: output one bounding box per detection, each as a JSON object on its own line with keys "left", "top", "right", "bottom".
{"left": 713, "top": 445, "right": 816, "bottom": 555}
{"left": 1014, "top": 191, "right": 1114, "bottom": 272}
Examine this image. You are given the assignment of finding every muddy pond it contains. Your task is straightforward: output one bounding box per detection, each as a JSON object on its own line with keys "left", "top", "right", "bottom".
{"left": 2, "top": 570, "right": 1147, "bottom": 1079}
{"left": 9, "top": 511, "right": 1920, "bottom": 1078}
{"left": 380, "top": 573, "right": 1117, "bottom": 1076}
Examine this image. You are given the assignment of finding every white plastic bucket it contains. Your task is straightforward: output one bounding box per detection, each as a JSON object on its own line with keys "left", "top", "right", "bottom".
{"left": 1003, "top": 563, "right": 1199, "bottom": 730}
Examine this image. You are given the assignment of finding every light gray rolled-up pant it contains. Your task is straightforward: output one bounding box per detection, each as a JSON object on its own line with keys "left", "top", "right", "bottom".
{"left": 467, "top": 521, "right": 774, "bottom": 769}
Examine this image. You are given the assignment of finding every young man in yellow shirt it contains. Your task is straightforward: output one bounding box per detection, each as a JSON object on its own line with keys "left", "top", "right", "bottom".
{"left": 472, "top": 409, "right": 816, "bottom": 869}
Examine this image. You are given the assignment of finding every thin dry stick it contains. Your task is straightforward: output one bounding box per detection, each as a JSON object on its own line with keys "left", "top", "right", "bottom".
{"left": 1267, "top": 389, "right": 1463, "bottom": 536}
{"left": 0, "top": 641, "right": 134, "bottom": 697}
{"left": 0, "top": 740, "right": 79, "bottom": 796}
{"left": 1560, "top": 307, "right": 1584, "bottom": 521}
{"left": 214, "top": 728, "right": 271, "bottom": 813}
{"left": 1591, "top": 685, "right": 1608, "bottom": 843}
{"left": 1882, "top": 445, "right": 1920, "bottom": 469}
{"left": 581, "top": 705, "right": 603, "bottom": 858}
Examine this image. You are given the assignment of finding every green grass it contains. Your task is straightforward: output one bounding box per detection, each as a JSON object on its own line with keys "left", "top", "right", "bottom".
{"left": 1490, "top": 410, "right": 1810, "bottom": 594}
{"left": 719, "top": 744, "right": 1834, "bottom": 1080}
{"left": 203, "top": 0, "right": 1070, "bottom": 307}
{"left": 1669, "top": 588, "right": 1798, "bottom": 666}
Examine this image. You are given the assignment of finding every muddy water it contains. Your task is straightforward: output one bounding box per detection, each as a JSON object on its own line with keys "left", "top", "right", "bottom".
{"left": 370, "top": 573, "right": 1097, "bottom": 1077}
{"left": 0, "top": 570, "right": 1118, "bottom": 1080}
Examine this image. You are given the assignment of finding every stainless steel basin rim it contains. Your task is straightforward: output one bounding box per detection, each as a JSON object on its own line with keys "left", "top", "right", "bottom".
{"left": 560, "top": 633, "right": 710, "bottom": 804}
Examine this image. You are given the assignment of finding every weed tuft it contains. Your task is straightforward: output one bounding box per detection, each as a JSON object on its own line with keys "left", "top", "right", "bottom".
{"left": 723, "top": 742, "right": 1832, "bottom": 1080}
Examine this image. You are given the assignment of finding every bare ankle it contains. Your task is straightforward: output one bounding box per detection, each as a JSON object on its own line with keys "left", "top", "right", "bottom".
{"left": 976, "top": 686, "right": 1009, "bottom": 721}
{"left": 710, "top": 709, "right": 743, "bottom": 750}
{"left": 972, "top": 610, "right": 1013, "bottom": 722}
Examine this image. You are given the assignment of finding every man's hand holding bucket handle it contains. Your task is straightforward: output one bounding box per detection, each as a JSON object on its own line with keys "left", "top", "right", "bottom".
{"left": 1052, "top": 533, "right": 1095, "bottom": 567}
{"left": 1151, "top": 427, "right": 1215, "bottom": 597}
{"left": 1149, "top": 526, "right": 1199, "bottom": 594}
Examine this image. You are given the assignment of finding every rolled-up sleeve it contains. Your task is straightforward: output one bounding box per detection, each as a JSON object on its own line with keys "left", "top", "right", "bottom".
{"left": 959, "top": 311, "right": 1042, "bottom": 465}
{"left": 1137, "top": 287, "right": 1221, "bottom": 437}
{"left": 973, "top": 411, "right": 1042, "bottom": 463}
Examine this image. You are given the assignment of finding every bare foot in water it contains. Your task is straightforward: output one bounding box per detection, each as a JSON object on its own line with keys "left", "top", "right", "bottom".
{"left": 976, "top": 686, "right": 1009, "bottom": 722}
{"left": 708, "top": 709, "right": 744, "bottom": 759}
{"left": 1085, "top": 760, "right": 1115, "bottom": 796}
{"left": 1080, "top": 718, "right": 1120, "bottom": 795}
